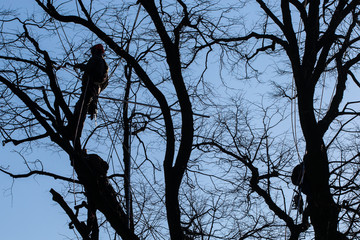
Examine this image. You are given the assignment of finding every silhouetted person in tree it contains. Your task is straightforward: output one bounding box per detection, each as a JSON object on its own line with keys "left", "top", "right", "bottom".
{"left": 71, "top": 44, "right": 108, "bottom": 140}
{"left": 291, "top": 156, "right": 311, "bottom": 197}
{"left": 291, "top": 154, "right": 312, "bottom": 229}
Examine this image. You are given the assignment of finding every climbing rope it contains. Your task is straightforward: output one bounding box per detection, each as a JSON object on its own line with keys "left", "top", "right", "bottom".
{"left": 288, "top": 1, "right": 309, "bottom": 232}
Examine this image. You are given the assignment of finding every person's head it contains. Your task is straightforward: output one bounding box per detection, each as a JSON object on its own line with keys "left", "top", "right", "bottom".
{"left": 91, "top": 44, "right": 105, "bottom": 56}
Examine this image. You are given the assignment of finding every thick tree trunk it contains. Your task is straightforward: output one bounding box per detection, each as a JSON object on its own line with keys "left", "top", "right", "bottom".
{"left": 297, "top": 91, "right": 345, "bottom": 240}
{"left": 304, "top": 149, "right": 339, "bottom": 240}
{"left": 165, "top": 173, "right": 184, "bottom": 240}
{"left": 71, "top": 152, "right": 140, "bottom": 240}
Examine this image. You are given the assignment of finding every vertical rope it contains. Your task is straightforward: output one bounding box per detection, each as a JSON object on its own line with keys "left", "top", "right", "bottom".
{"left": 122, "top": 4, "right": 141, "bottom": 229}
{"left": 288, "top": 2, "right": 309, "bottom": 235}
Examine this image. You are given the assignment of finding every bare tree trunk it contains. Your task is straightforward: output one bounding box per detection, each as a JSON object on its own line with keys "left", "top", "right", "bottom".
{"left": 297, "top": 90, "right": 345, "bottom": 240}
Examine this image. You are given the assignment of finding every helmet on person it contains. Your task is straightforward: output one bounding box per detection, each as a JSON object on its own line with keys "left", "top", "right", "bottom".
{"left": 91, "top": 44, "right": 105, "bottom": 55}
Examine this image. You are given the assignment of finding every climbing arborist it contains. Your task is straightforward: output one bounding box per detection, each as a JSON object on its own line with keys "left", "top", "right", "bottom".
{"left": 78, "top": 44, "right": 108, "bottom": 119}
{"left": 71, "top": 44, "right": 108, "bottom": 140}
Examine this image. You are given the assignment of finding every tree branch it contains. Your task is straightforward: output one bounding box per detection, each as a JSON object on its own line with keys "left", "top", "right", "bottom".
{"left": 0, "top": 168, "right": 80, "bottom": 183}
{"left": 0, "top": 75, "right": 72, "bottom": 153}
{"left": 2, "top": 133, "right": 50, "bottom": 146}
{"left": 50, "top": 188, "right": 90, "bottom": 240}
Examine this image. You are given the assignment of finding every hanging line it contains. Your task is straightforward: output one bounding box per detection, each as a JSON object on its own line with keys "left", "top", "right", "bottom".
{"left": 73, "top": 76, "right": 91, "bottom": 144}
{"left": 53, "top": 20, "right": 85, "bottom": 205}
{"left": 288, "top": 0, "right": 309, "bottom": 229}
{"left": 69, "top": 75, "right": 91, "bottom": 206}
{"left": 19, "top": 85, "right": 210, "bottom": 118}
{"left": 122, "top": 3, "right": 142, "bottom": 229}
{"left": 123, "top": 63, "right": 133, "bottom": 229}
{"left": 317, "top": 72, "right": 326, "bottom": 121}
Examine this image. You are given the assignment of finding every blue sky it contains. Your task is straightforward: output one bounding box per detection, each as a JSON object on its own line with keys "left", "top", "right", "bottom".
{"left": 0, "top": 0, "right": 62, "bottom": 237}
{"left": 0, "top": 1, "right": 76, "bottom": 238}
{"left": 0, "top": 146, "right": 75, "bottom": 240}
{"left": 2, "top": 1, "right": 360, "bottom": 239}
{"left": 0, "top": 1, "right": 306, "bottom": 238}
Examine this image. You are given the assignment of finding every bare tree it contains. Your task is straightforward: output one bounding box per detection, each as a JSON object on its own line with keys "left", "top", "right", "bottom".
{"left": 3, "top": 1, "right": 360, "bottom": 240}
{"left": 0, "top": 0, "right": 214, "bottom": 239}
{"left": 203, "top": 1, "right": 360, "bottom": 239}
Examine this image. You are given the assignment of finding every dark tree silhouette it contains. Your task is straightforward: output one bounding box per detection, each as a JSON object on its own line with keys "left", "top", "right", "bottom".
{"left": 2, "top": 1, "right": 360, "bottom": 240}
{"left": 204, "top": 1, "right": 360, "bottom": 239}
{"left": 0, "top": 0, "right": 209, "bottom": 239}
